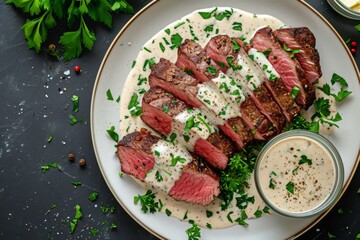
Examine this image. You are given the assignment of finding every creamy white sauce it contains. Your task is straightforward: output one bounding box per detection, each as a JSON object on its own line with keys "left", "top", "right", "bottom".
{"left": 197, "top": 81, "right": 239, "bottom": 120}
{"left": 212, "top": 72, "right": 246, "bottom": 104}
{"left": 146, "top": 141, "right": 193, "bottom": 192}
{"left": 258, "top": 136, "right": 335, "bottom": 213}
{"left": 118, "top": 7, "right": 334, "bottom": 229}
{"left": 247, "top": 48, "right": 280, "bottom": 81}
{"left": 173, "top": 107, "right": 218, "bottom": 145}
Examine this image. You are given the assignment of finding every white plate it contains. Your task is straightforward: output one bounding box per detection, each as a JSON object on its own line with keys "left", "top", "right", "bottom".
{"left": 91, "top": 0, "right": 360, "bottom": 239}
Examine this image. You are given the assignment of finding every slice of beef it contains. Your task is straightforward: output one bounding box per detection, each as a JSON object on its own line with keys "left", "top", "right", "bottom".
{"left": 178, "top": 39, "right": 275, "bottom": 140}
{"left": 117, "top": 128, "right": 220, "bottom": 205}
{"left": 234, "top": 38, "right": 300, "bottom": 122}
{"left": 149, "top": 58, "right": 203, "bottom": 108}
{"left": 117, "top": 129, "right": 158, "bottom": 181}
{"left": 141, "top": 87, "right": 233, "bottom": 170}
{"left": 149, "top": 58, "right": 252, "bottom": 149}
{"left": 176, "top": 39, "right": 220, "bottom": 83}
{"left": 169, "top": 156, "right": 220, "bottom": 205}
{"left": 205, "top": 35, "right": 285, "bottom": 133}
{"left": 274, "top": 27, "right": 321, "bottom": 83}
{"left": 251, "top": 27, "right": 315, "bottom": 109}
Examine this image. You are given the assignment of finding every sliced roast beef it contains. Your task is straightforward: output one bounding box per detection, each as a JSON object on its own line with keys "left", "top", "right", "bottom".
{"left": 149, "top": 58, "right": 252, "bottom": 148}
{"left": 234, "top": 38, "right": 300, "bottom": 122}
{"left": 177, "top": 39, "right": 276, "bottom": 140}
{"left": 117, "top": 128, "right": 220, "bottom": 205}
{"left": 205, "top": 35, "right": 286, "bottom": 133}
{"left": 274, "top": 27, "right": 321, "bottom": 83}
{"left": 141, "top": 87, "right": 233, "bottom": 170}
{"left": 149, "top": 58, "right": 203, "bottom": 108}
{"left": 251, "top": 27, "right": 315, "bottom": 109}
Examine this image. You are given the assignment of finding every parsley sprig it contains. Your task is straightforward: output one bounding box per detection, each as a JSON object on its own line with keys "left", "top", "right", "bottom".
{"left": 134, "top": 190, "right": 162, "bottom": 214}
{"left": 6, "top": 0, "right": 134, "bottom": 61}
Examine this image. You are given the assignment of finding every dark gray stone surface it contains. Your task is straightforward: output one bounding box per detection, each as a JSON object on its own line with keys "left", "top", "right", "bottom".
{"left": 0, "top": 0, "right": 358, "bottom": 239}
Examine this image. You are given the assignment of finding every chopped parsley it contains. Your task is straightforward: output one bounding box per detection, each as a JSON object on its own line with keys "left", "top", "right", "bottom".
{"left": 286, "top": 181, "right": 295, "bottom": 194}
{"left": 88, "top": 192, "right": 98, "bottom": 202}
{"left": 170, "top": 153, "right": 186, "bottom": 167}
{"left": 170, "top": 33, "right": 183, "bottom": 49}
{"left": 254, "top": 208, "right": 263, "bottom": 218}
{"left": 106, "top": 89, "right": 114, "bottom": 100}
{"left": 89, "top": 229, "right": 99, "bottom": 236}
{"left": 204, "top": 24, "right": 214, "bottom": 32}
{"left": 131, "top": 60, "right": 136, "bottom": 68}
{"left": 183, "top": 135, "right": 190, "bottom": 142}
{"left": 142, "top": 58, "right": 155, "bottom": 71}
{"left": 47, "top": 135, "right": 53, "bottom": 143}
{"left": 183, "top": 210, "right": 188, "bottom": 220}
{"left": 206, "top": 223, "right": 212, "bottom": 229}
{"left": 106, "top": 126, "right": 119, "bottom": 143}
{"left": 198, "top": 7, "right": 217, "bottom": 19}
{"left": 154, "top": 150, "right": 160, "bottom": 157}
{"left": 174, "top": 21, "right": 185, "bottom": 29}
{"left": 155, "top": 170, "right": 163, "bottom": 182}
{"left": 69, "top": 115, "right": 78, "bottom": 126}
{"left": 232, "top": 22, "right": 242, "bottom": 31}
{"left": 137, "top": 75, "right": 147, "bottom": 85}
{"left": 299, "top": 155, "right": 312, "bottom": 165}
{"left": 128, "top": 93, "right": 142, "bottom": 116}
{"left": 214, "top": 8, "right": 233, "bottom": 20}
{"left": 164, "top": 28, "right": 170, "bottom": 35}
{"left": 101, "top": 205, "right": 116, "bottom": 214}
{"left": 206, "top": 210, "right": 213, "bottom": 218}
{"left": 70, "top": 204, "right": 82, "bottom": 233}
{"left": 328, "top": 232, "right": 336, "bottom": 239}
{"left": 355, "top": 24, "right": 360, "bottom": 32}
{"left": 162, "top": 104, "right": 169, "bottom": 113}
{"left": 184, "top": 116, "right": 200, "bottom": 133}
{"left": 282, "top": 43, "right": 300, "bottom": 58}
{"left": 165, "top": 209, "right": 172, "bottom": 216}
{"left": 159, "top": 42, "right": 165, "bottom": 53}
{"left": 110, "top": 223, "right": 117, "bottom": 229}
{"left": 71, "top": 181, "right": 81, "bottom": 186}
{"left": 331, "top": 73, "right": 348, "bottom": 86}
{"left": 186, "top": 220, "right": 201, "bottom": 240}
{"left": 262, "top": 48, "right": 272, "bottom": 58}
{"left": 206, "top": 65, "right": 217, "bottom": 75}
{"left": 71, "top": 95, "right": 79, "bottom": 113}
{"left": 227, "top": 211, "right": 234, "bottom": 223}
{"left": 143, "top": 47, "right": 151, "bottom": 53}
{"left": 197, "top": 115, "right": 212, "bottom": 133}
{"left": 290, "top": 86, "right": 300, "bottom": 99}
{"left": 41, "top": 162, "right": 59, "bottom": 173}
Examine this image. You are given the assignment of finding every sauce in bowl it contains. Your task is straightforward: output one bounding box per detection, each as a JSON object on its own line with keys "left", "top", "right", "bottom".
{"left": 255, "top": 130, "right": 344, "bottom": 218}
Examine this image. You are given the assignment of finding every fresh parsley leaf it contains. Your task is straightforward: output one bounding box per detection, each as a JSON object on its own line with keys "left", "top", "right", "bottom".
{"left": 128, "top": 93, "right": 142, "bottom": 116}
{"left": 110, "top": 223, "right": 117, "bottom": 229}
{"left": 206, "top": 210, "right": 213, "bottom": 218}
{"left": 262, "top": 48, "right": 272, "bottom": 58}
{"left": 290, "top": 86, "right": 300, "bottom": 99}
{"left": 286, "top": 181, "right": 295, "bottom": 194}
{"left": 88, "top": 192, "right": 98, "bottom": 202}
{"left": 312, "top": 98, "right": 331, "bottom": 119}
{"left": 159, "top": 42, "right": 165, "bottom": 52}
{"left": 331, "top": 88, "right": 352, "bottom": 102}
{"left": 282, "top": 43, "right": 300, "bottom": 58}
{"left": 155, "top": 170, "right": 163, "bottom": 182}
{"left": 71, "top": 95, "right": 79, "bottom": 112}
{"left": 69, "top": 114, "right": 78, "bottom": 126}
{"left": 186, "top": 221, "right": 201, "bottom": 240}
{"left": 89, "top": 228, "right": 99, "bottom": 236}
{"left": 41, "top": 162, "right": 58, "bottom": 172}
{"left": 71, "top": 181, "right": 81, "bottom": 186}
{"left": 47, "top": 135, "right": 53, "bottom": 143}
{"left": 170, "top": 33, "right": 183, "bottom": 49}
{"left": 70, "top": 204, "right": 82, "bottom": 233}
{"left": 106, "top": 89, "right": 114, "bottom": 100}
{"left": 232, "top": 22, "right": 242, "bottom": 31}
{"left": 328, "top": 232, "right": 336, "bottom": 239}
{"left": 355, "top": 24, "right": 360, "bottom": 32}
{"left": 184, "top": 116, "right": 200, "bottom": 133}
{"left": 170, "top": 153, "right": 186, "bottom": 167}
{"left": 299, "top": 155, "right": 312, "bottom": 165}
{"left": 198, "top": 7, "right": 217, "bottom": 19}
{"left": 206, "top": 65, "right": 217, "bottom": 75}
{"left": 174, "top": 21, "right": 185, "bottom": 29}
{"left": 106, "top": 126, "right": 119, "bottom": 143}
{"left": 165, "top": 209, "right": 172, "bottom": 216}
{"left": 331, "top": 73, "right": 348, "bottom": 87}
{"left": 254, "top": 208, "right": 262, "bottom": 218}
{"left": 215, "top": 9, "right": 233, "bottom": 20}
{"left": 133, "top": 190, "right": 161, "bottom": 214}
{"left": 111, "top": 0, "right": 134, "bottom": 13}
{"left": 204, "top": 24, "right": 214, "bottom": 32}
{"left": 317, "top": 83, "right": 331, "bottom": 95}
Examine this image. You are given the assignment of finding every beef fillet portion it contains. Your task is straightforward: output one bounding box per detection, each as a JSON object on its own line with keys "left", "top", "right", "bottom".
{"left": 141, "top": 87, "right": 234, "bottom": 170}
{"left": 205, "top": 35, "right": 286, "bottom": 133}
{"left": 177, "top": 39, "right": 276, "bottom": 141}
{"left": 149, "top": 58, "right": 253, "bottom": 148}
{"left": 117, "top": 128, "right": 220, "bottom": 205}
{"left": 274, "top": 27, "right": 321, "bottom": 83}
{"left": 251, "top": 27, "right": 315, "bottom": 109}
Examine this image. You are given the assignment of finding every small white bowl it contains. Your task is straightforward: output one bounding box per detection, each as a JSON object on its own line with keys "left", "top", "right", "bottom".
{"left": 254, "top": 130, "right": 344, "bottom": 218}
{"left": 327, "top": 0, "right": 360, "bottom": 20}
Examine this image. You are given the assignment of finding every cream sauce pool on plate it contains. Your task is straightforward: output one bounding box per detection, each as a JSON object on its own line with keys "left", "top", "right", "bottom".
{"left": 118, "top": 7, "right": 333, "bottom": 229}
{"left": 258, "top": 136, "right": 335, "bottom": 213}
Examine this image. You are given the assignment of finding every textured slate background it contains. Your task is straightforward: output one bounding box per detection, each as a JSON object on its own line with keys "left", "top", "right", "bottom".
{"left": 0, "top": 0, "right": 358, "bottom": 239}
